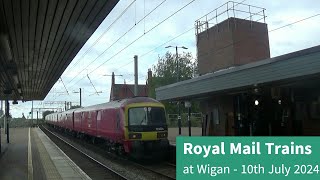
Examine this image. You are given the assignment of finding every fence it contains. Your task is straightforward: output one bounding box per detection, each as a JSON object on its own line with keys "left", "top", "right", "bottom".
{"left": 167, "top": 113, "right": 202, "bottom": 127}
{"left": 195, "top": 1, "right": 266, "bottom": 36}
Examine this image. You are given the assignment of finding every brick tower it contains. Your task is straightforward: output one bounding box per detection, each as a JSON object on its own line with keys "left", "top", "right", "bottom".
{"left": 196, "top": 1, "right": 270, "bottom": 75}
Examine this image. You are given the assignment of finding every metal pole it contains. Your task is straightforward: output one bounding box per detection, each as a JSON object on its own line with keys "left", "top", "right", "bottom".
{"left": 0, "top": 117, "right": 1, "bottom": 152}
{"left": 134, "top": 55, "right": 138, "bottom": 96}
{"left": 5, "top": 100, "right": 9, "bottom": 143}
{"left": 178, "top": 104, "right": 181, "bottom": 135}
{"left": 176, "top": 46, "right": 181, "bottom": 135}
{"left": 3, "top": 100, "right": 6, "bottom": 134}
{"left": 176, "top": 46, "right": 179, "bottom": 82}
{"left": 4, "top": 106, "right": 6, "bottom": 134}
{"left": 31, "top": 101, "right": 33, "bottom": 126}
{"left": 188, "top": 107, "right": 191, "bottom": 136}
{"left": 37, "top": 111, "right": 38, "bottom": 126}
{"left": 79, "top": 88, "right": 82, "bottom": 107}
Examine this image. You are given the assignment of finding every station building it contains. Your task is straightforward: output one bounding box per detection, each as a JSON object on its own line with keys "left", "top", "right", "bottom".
{"left": 156, "top": 2, "right": 320, "bottom": 136}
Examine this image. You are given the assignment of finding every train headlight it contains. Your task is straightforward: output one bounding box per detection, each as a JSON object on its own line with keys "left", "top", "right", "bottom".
{"left": 129, "top": 133, "right": 142, "bottom": 139}
{"left": 157, "top": 132, "right": 168, "bottom": 138}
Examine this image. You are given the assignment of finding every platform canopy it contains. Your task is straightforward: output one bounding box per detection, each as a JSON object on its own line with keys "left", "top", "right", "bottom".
{"left": 156, "top": 45, "right": 320, "bottom": 101}
{"left": 0, "top": 0, "right": 119, "bottom": 101}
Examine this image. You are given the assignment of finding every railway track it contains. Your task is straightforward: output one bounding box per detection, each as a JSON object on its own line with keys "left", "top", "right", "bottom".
{"left": 134, "top": 162, "right": 176, "bottom": 179}
{"left": 42, "top": 125, "right": 176, "bottom": 180}
{"left": 40, "top": 126, "right": 128, "bottom": 180}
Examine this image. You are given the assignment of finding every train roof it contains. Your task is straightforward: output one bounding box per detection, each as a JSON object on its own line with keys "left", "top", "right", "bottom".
{"left": 80, "top": 96, "right": 161, "bottom": 111}
{"left": 46, "top": 97, "right": 162, "bottom": 117}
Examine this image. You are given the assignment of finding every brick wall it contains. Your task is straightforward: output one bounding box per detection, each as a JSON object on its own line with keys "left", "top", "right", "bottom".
{"left": 197, "top": 17, "right": 270, "bottom": 75}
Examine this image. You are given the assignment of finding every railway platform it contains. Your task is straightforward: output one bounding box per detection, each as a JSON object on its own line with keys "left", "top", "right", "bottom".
{"left": 167, "top": 127, "right": 202, "bottom": 146}
{"left": 0, "top": 127, "right": 90, "bottom": 180}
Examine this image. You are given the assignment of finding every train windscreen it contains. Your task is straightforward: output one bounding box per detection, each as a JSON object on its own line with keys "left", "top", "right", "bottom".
{"left": 128, "top": 107, "right": 166, "bottom": 128}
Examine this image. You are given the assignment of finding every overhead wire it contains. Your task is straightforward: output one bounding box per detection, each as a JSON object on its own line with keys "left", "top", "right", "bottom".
{"left": 269, "top": 13, "right": 320, "bottom": 32}
{"left": 54, "top": 2, "right": 319, "bottom": 103}
{"left": 113, "top": 26, "right": 195, "bottom": 72}
{"left": 59, "top": 77, "right": 69, "bottom": 95}
{"left": 66, "top": 0, "right": 168, "bottom": 86}
{"left": 63, "top": 0, "right": 137, "bottom": 78}
{"left": 121, "top": 13, "right": 320, "bottom": 82}
{"left": 67, "top": 0, "right": 197, "bottom": 89}
{"left": 86, "top": 74, "right": 101, "bottom": 96}
{"left": 201, "top": 13, "right": 320, "bottom": 60}
{"left": 112, "top": 0, "right": 248, "bottom": 72}
{"left": 115, "top": 6, "right": 320, "bottom": 74}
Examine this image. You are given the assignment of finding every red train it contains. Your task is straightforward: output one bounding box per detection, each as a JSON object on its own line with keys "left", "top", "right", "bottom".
{"left": 45, "top": 97, "right": 169, "bottom": 158}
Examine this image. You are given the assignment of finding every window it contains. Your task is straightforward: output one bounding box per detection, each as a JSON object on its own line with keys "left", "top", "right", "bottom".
{"left": 128, "top": 107, "right": 166, "bottom": 126}
{"left": 97, "top": 111, "right": 101, "bottom": 121}
{"left": 88, "top": 112, "right": 92, "bottom": 124}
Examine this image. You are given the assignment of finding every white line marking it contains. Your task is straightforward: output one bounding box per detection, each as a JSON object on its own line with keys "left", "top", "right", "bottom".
{"left": 38, "top": 128, "right": 91, "bottom": 180}
{"left": 28, "top": 128, "right": 33, "bottom": 180}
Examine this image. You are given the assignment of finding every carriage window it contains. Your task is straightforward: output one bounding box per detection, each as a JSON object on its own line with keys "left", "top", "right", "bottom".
{"left": 97, "top": 111, "right": 101, "bottom": 121}
{"left": 128, "top": 107, "right": 166, "bottom": 126}
{"left": 88, "top": 112, "right": 92, "bottom": 125}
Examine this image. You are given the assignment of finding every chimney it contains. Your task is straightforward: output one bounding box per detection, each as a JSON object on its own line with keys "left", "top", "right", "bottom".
{"left": 134, "top": 55, "right": 138, "bottom": 96}
{"left": 147, "top": 69, "right": 152, "bottom": 85}
{"left": 111, "top": 72, "right": 115, "bottom": 85}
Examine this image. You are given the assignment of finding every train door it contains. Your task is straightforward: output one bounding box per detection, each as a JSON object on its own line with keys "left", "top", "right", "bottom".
{"left": 96, "top": 111, "right": 101, "bottom": 137}
{"left": 65, "top": 114, "right": 68, "bottom": 129}
{"left": 72, "top": 112, "right": 75, "bottom": 130}
{"left": 81, "top": 112, "right": 84, "bottom": 133}
{"left": 59, "top": 114, "right": 62, "bottom": 126}
{"left": 116, "top": 111, "right": 120, "bottom": 133}
{"left": 88, "top": 111, "right": 92, "bottom": 132}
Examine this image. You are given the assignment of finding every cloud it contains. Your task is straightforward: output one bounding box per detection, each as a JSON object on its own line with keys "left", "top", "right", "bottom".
{"left": 11, "top": 0, "right": 320, "bottom": 117}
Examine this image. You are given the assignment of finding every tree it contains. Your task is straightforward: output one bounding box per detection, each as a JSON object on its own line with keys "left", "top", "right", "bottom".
{"left": 149, "top": 51, "right": 199, "bottom": 115}
{"left": 153, "top": 51, "right": 194, "bottom": 82}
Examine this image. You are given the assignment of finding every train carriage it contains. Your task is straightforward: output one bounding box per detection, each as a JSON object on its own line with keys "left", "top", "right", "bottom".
{"left": 45, "top": 97, "right": 169, "bottom": 158}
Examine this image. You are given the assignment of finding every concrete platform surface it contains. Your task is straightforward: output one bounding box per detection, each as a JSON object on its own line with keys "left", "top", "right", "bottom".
{"left": 0, "top": 128, "right": 90, "bottom": 180}
{"left": 0, "top": 128, "right": 28, "bottom": 180}
{"left": 1, "top": 128, "right": 8, "bottom": 157}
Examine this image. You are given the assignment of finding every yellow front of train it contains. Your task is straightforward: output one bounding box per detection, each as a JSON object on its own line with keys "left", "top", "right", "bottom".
{"left": 124, "top": 102, "right": 169, "bottom": 159}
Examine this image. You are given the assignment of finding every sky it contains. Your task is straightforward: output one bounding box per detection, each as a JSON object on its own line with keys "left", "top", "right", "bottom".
{"left": 4, "top": 0, "right": 320, "bottom": 118}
